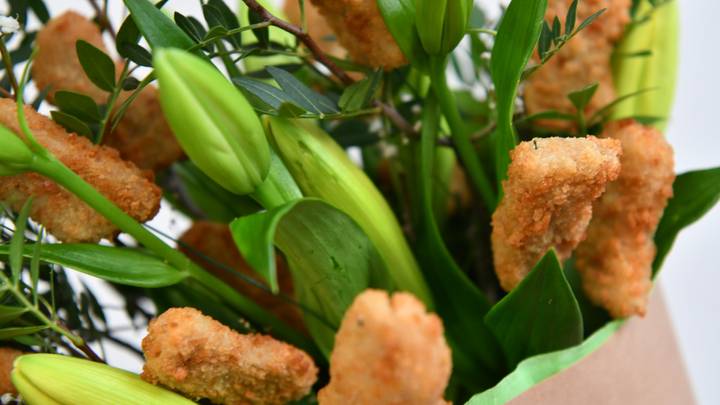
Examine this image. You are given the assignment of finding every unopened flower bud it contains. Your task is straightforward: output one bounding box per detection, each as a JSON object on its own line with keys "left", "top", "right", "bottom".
{"left": 0, "top": 124, "right": 33, "bottom": 176}
{"left": 416, "top": 0, "right": 473, "bottom": 56}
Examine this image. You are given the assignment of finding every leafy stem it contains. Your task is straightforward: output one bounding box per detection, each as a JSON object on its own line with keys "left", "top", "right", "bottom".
{"left": 96, "top": 61, "right": 130, "bottom": 144}
{"left": 0, "top": 35, "right": 19, "bottom": 96}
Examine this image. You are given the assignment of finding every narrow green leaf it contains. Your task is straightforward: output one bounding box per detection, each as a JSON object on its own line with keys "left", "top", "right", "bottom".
{"left": 0, "top": 326, "right": 47, "bottom": 340}
{"left": 376, "top": 0, "right": 428, "bottom": 69}
{"left": 589, "top": 87, "right": 656, "bottom": 123}
{"left": 30, "top": 239, "right": 40, "bottom": 304}
{"left": 567, "top": 82, "right": 599, "bottom": 111}
{"left": 338, "top": 70, "right": 382, "bottom": 112}
{"left": 565, "top": 0, "right": 578, "bottom": 34}
{"left": 538, "top": 21, "right": 552, "bottom": 58}
{"left": 54, "top": 91, "right": 101, "bottom": 122}
{"left": 267, "top": 67, "right": 339, "bottom": 114}
{"left": 0, "top": 244, "right": 189, "bottom": 288}
{"left": 576, "top": 8, "right": 606, "bottom": 33}
{"left": 485, "top": 250, "right": 583, "bottom": 369}
{"left": 118, "top": 43, "right": 153, "bottom": 67}
{"left": 174, "top": 12, "right": 205, "bottom": 43}
{"left": 653, "top": 167, "right": 720, "bottom": 274}
{"left": 248, "top": 9, "right": 269, "bottom": 46}
{"left": 50, "top": 111, "right": 93, "bottom": 138}
{"left": 233, "top": 76, "right": 290, "bottom": 110}
{"left": 0, "top": 306, "right": 28, "bottom": 325}
{"left": 10, "top": 198, "right": 33, "bottom": 285}
{"left": 75, "top": 40, "right": 116, "bottom": 92}
{"left": 230, "top": 198, "right": 392, "bottom": 356}
{"left": 124, "top": 0, "right": 196, "bottom": 50}
{"left": 206, "top": 0, "right": 243, "bottom": 46}
{"left": 28, "top": 0, "right": 49, "bottom": 23}
{"left": 491, "top": 0, "right": 547, "bottom": 190}
{"left": 552, "top": 16, "right": 562, "bottom": 40}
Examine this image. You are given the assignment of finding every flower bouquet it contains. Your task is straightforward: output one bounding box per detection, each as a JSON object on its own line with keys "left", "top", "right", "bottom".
{"left": 0, "top": 0, "right": 714, "bottom": 404}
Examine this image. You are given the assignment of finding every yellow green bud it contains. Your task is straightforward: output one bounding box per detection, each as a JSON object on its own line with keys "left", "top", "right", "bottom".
{"left": 154, "top": 48, "right": 271, "bottom": 195}
{"left": 0, "top": 124, "right": 33, "bottom": 176}
{"left": 612, "top": 0, "right": 679, "bottom": 131}
{"left": 416, "top": 0, "right": 473, "bottom": 56}
{"left": 265, "top": 116, "right": 433, "bottom": 306}
{"left": 12, "top": 354, "right": 194, "bottom": 405}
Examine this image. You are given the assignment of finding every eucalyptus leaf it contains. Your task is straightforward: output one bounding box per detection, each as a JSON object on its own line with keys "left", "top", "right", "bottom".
{"left": 124, "top": 0, "right": 196, "bottom": 51}
{"left": 75, "top": 40, "right": 116, "bottom": 92}
{"left": 0, "top": 326, "right": 47, "bottom": 340}
{"left": 50, "top": 111, "right": 93, "bottom": 139}
{"left": 485, "top": 250, "right": 583, "bottom": 369}
{"left": 0, "top": 244, "right": 189, "bottom": 288}
{"left": 266, "top": 67, "right": 338, "bottom": 114}
{"left": 54, "top": 91, "right": 101, "bottom": 123}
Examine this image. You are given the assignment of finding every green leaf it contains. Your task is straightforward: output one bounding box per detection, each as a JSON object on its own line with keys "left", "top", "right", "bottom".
{"left": 116, "top": 15, "right": 141, "bottom": 58}
{"left": 552, "top": 16, "right": 562, "bottom": 40}
{"left": 266, "top": 67, "right": 339, "bottom": 114}
{"left": 54, "top": 91, "right": 101, "bottom": 122}
{"left": 338, "top": 70, "right": 382, "bottom": 112}
{"left": 230, "top": 198, "right": 392, "bottom": 356}
{"left": 50, "top": 111, "right": 93, "bottom": 139}
{"left": 124, "top": 0, "right": 195, "bottom": 50}
{"left": 174, "top": 12, "right": 207, "bottom": 44}
{"left": 0, "top": 244, "right": 189, "bottom": 288}
{"left": 491, "top": 0, "right": 547, "bottom": 190}
{"left": 565, "top": 0, "right": 578, "bottom": 35}
{"left": 589, "top": 87, "right": 656, "bottom": 123}
{"left": 376, "top": 0, "right": 428, "bottom": 69}
{"left": 10, "top": 198, "right": 33, "bottom": 285}
{"left": 575, "top": 8, "right": 606, "bottom": 33}
{"left": 75, "top": 40, "right": 116, "bottom": 92}
{"left": 485, "top": 251, "right": 583, "bottom": 370}
{"left": 247, "top": 9, "right": 269, "bottom": 46}
{"left": 0, "top": 326, "right": 47, "bottom": 340}
{"left": 203, "top": 3, "right": 241, "bottom": 47}
{"left": 118, "top": 43, "right": 153, "bottom": 67}
{"left": 568, "top": 83, "right": 599, "bottom": 111}
{"left": 233, "top": 76, "right": 291, "bottom": 110}
{"left": 653, "top": 167, "right": 720, "bottom": 275}
{"left": 0, "top": 306, "right": 28, "bottom": 325}
{"left": 538, "top": 21, "right": 552, "bottom": 58}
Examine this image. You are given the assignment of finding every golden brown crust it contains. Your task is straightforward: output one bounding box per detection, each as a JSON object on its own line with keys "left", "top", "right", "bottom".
{"left": 308, "top": 0, "right": 407, "bottom": 69}
{"left": 33, "top": 11, "right": 183, "bottom": 171}
{"left": 284, "top": 0, "right": 345, "bottom": 58}
{"left": 141, "top": 307, "right": 317, "bottom": 405}
{"left": 318, "top": 289, "right": 451, "bottom": 405}
{"left": 524, "top": 0, "right": 632, "bottom": 130}
{"left": 576, "top": 120, "right": 675, "bottom": 317}
{"left": 491, "top": 136, "right": 622, "bottom": 291}
{"left": 0, "top": 347, "right": 22, "bottom": 395}
{"left": 179, "top": 221, "right": 306, "bottom": 332}
{"left": 0, "top": 99, "right": 161, "bottom": 242}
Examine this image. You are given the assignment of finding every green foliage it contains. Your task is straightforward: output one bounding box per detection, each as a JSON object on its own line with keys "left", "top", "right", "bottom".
{"left": 75, "top": 40, "right": 116, "bottom": 92}
{"left": 338, "top": 69, "right": 382, "bottom": 112}
{"left": 376, "top": 0, "right": 428, "bottom": 70}
{"left": 123, "top": 0, "right": 195, "bottom": 50}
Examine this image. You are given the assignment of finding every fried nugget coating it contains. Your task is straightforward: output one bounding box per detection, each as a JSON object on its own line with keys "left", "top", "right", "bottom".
{"left": 491, "top": 136, "right": 622, "bottom": 291}
{"left": 318, "top": 289, "right": 451, "bottom": 405}
{"left": 524, "top": 0, "right": 631, "bottom": 130}
{"left": 0, "top": 348, "right": 22, "bottom": 395}
{"left": 0, "top": 99, "right": 161, "bottom": 242}
{"left": 142, "top": 307, "right": 317, "bottom": 405}
{"left": 179, "top": 221, "right": 306, "bottom": 332}
{"left": 308, "top": 0, "right": 407, "bottom": 69}
{"left": 33, "top": 11, "right": 182, "bottom": 171}
{"left": 575, "top": 120, "right": 674, "bottom": 318}
{"left": 284, "top": 0, "right": 345, "bottom": 58}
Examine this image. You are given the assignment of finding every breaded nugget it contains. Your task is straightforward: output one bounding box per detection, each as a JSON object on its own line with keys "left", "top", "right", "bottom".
{"left": 318, "top": 289, "right": 451, "bottom": 405}
{"left": 308, "top": 0, "right": 407, "bottom": 69}
{"left": 0, "top": 99, "right": 161, "bottom": 242}
{"left": 524, "top": 0, "right": 631, "bottom": 130}
{"left": 142, "top": 307, "right": 317, "bottom": 405}
{"left": 179, "top": 221, "right": 306, "bottom": 332}
{"left": 491, "top": 136, "right": 622, "bottom": 291}
{"left": 575, "top": 120, "right": 674, "bottom": 317}
{"left": 284, "top": 0, "right": 345, "bottom": 58}
{"left": 0, "top": 348, "right": 22, "bottom": 395}
{"left": 33, "top": 11, "right": 182, "bottom": 171}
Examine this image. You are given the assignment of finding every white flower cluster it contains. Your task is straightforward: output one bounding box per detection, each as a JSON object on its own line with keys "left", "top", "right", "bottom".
{"left": 0, "top": 16, "right": 19, "bottom": 34}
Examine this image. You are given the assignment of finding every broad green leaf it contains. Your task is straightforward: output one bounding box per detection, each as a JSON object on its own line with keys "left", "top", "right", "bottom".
{"left": 174, "top": 12, "right": 207, "bottom": 44}
{"left": 203, "top": 2, "right": 242, "bottom": 47}
{"left": 0, "top": 244, "right": 188, "bottom": 288}
{"left": 118, "top": 43, "right": 153, "bottom": 67}
{"left": 50, "top": 111, "right": 93, "bottom": 138}
{"left": 0, "top": 306, "right": 28, "bottom": 325}
{"left": 266, "top": 67, "right": 339, "bottom": 114}
{"left": 76, "top": 40, "right": 116, "bottom": 92}
{"left": 230, "top": 198, "right": 392, "bottom": 356}
{"left": 0, "top": 326, "right": 47, "bottom": 340}
{"left": 124, "top": 0, "right": 195, "bottom": 50}
{"left": 54, "top": 91, "right": 101, "bottom": 123}
{"left": 568, "top": 83, "right": 599, "bottom": 111}
{"left": 485, "top": 251, "right": 583, "bottom": 369}
{"left": 338, "top": 70, "right": 382, "bottom": 112}
{"left": 653, "top": 167, "right": 720, "bottom": 274}
{"left": 491, "top": 0, "right": 547, "bottom": 190}
{"left": 28, "top": 0, "right": 49, "bottom": 23}
{"left": 376, "top": 0, "right": 428, "bottom": 69}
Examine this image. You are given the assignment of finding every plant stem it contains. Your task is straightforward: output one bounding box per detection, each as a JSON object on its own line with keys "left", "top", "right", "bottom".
{"left": 96, "top": 62, "right": 129, "bottom": 144}
{"left": 0, "top": 36, "right": 19, "bottom": 96}
{"left": 429, "top": 58, "right": 497, "bottom": 210}
{"left": 28, "top": 154, "right": 315, "bottom": 352}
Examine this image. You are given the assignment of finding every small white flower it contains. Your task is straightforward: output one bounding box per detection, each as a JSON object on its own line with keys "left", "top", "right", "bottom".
{"left": 0, "top": 16, "right": 19, "bottom": 34}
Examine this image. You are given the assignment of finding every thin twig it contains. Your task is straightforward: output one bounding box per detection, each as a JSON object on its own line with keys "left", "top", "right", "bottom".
{"left": 86, "top": 0, "right": 117, "bottom": 40}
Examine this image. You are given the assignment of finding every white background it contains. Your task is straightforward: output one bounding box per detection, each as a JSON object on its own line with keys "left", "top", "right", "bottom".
{"left": 10, "top": 0, "right": 720, "bottom": 404}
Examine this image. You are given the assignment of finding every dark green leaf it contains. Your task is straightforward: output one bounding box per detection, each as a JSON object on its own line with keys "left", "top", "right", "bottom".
{"left": 0, "top": 326, "right": 47, "bottom": 340}
{"left": 118, "top": 43, "right": 153, "bottom": 67}
{"left": 491, "top": 0, "right": 547, "bottom": 189}
{"left": 124, "top": 0, "right": 196, "bottom": 50}
{"left": 0, "top": 244, "right": 189, "bottom": 288}
{"left": 576, "top": 8, "right": 606, "bottom": 33}
{"left": 338, "top": 70, "right": 382, "bottom": 112}
{"left": 28, "top": 0, "right": 49, "bottom": 23}
{"left": 10, "top": 198, "right": 33, "bottom": 285}
{"left": 0, "top": 306, "right": 28, "bottom": 325}
{"left": 116, "top": 15, "right": 141, "bottom": 58}
{"left": 565, "top": 0, "right": 578, "bottom": 35}
{"left": 277, "top": 102, "right": 307, "bottom": 118}
{"left": 568, "top": 83, "right": 599, "bottom": 111}
{"left": 76, "top": 40, "right": 116, "bottom": 92}
{"left": 230, "top": 198, "right": 392, "bottom": 356}
{"left": 248, "top": 9, "right": 269, "bottom": 46}
{"left": 51, "top": 111, "right": 93, "bottom": 138}
{"left": 485, "top": 251, "right": 583, "bottom": 369}
{"left": 267, "top": 67, "right": 339, "bottom": 114}
{"left": 653, "top": 167, "right": 720, "bottom": 275}
{"left": 538, "top": 21, "right": 553, "bottom": 58}
{"left": 233, "top": 76, "right": 289, "bottom": 110}
{"left": 552, "top": 16, "right": 562, "bottom": 41}
{"left": 376, "top": 0, "right": 428, "bottom": 70}
{"left": 121, "top": 77, "right": 141, "bottom": 91}
{"left": 203, "top": 0, "right": 242, "bottom": 47}
{"left": 54, "top": 91, "right": 101, "bottom": 122}
{"left": 203, "top": 25, "right": 229, "bottom": 42}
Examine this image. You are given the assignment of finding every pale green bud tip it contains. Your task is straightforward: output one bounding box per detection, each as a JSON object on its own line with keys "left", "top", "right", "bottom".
{"left": 0, "top": 124, "right": 33, "bottom": 175}
{"left": 12, "top": 354, "right": 194, "bottom": 405}
{"left": 154, "top": 48, "right": 271, "bottom": 195}
{"left": 416, "top": 0, "right": 472, "bottom": 56}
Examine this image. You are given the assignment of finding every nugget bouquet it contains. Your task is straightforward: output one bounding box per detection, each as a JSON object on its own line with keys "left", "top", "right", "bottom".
{"left": 0, "top": 0, "right": 714, "bottom": 404}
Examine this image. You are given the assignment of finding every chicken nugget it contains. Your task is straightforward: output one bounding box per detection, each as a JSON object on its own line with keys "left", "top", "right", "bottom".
{"left": 179, "top": 221, "right": 306, "bottom": 332}
{"left": 142, "top": 307, "right": 317, "bottom": 405}
{"left": 524, "top": 0, "right": 631, "bottom": 130}
{"left": 308, "top": 0, "right": 407, "bottom": 69}
{"left": 0, "top": 347, "right": 22, "bottom": 395}
{"left": 491, "top": 136, "right": 622, "bottom": 291}
{"left": 575, "top": 120, "right": 674, "bottom": 317}
{"left": 0, "top": 99, "right": 161, "bottom": 242}
{"left": 318, "top": 289, "right": 451, "bottom": 405}
{"left": 33, "top": 11, "right": 182, "bottom": 171}
{"left": 284, "top": 0, "right": 345, "bottom": 58}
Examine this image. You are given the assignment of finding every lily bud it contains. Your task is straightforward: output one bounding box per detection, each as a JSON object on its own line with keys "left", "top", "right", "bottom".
{"left": 154, "top": 48, "right": 270, "bottom": 195}
{"left": 12, "top": 354, "right": 194, "bottom": 405}
{"left": 265, "top": 116, "right": 433, "bottom": 306}
{"left": 0, "top": 124, "right": 33, "bottom": 176}
{"left": 416, "top": 0, "right": 473, "bottom": 56}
